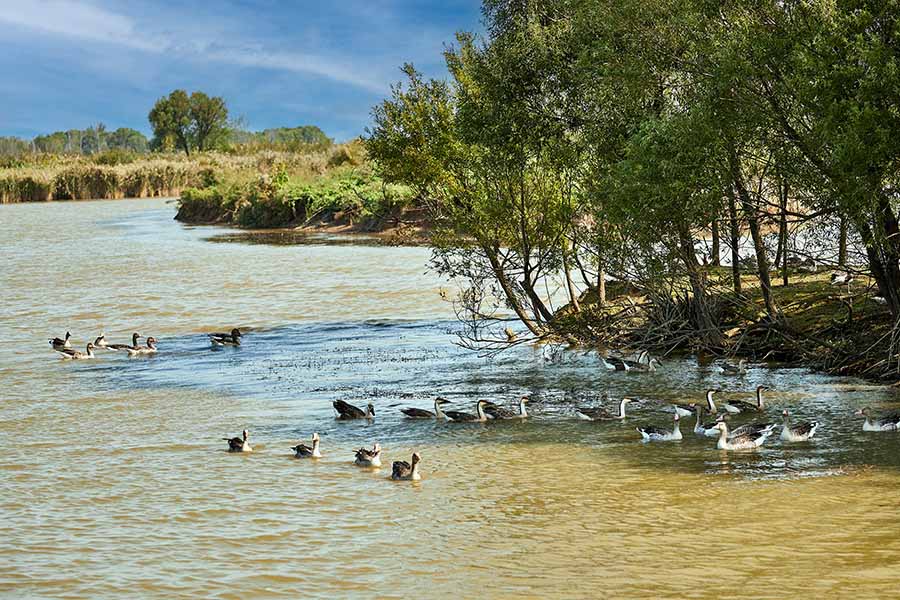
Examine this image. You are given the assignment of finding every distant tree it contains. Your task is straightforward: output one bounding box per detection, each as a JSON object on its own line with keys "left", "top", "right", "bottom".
{"left": 149, "top": 90, "right": 193, "bottom": 155}
{"left": 0, "top": 136, "right": 30, "bottom": 156}
{"left": 189, "top": 91, "right": 229, "bottom": 151}
{"left": 105, "top": 127, "right": 149, "bottom": 152}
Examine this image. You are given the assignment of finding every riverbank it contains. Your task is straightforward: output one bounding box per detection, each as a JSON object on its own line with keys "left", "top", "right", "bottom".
{"left": 553, "top": 269, "right": 898, "bottom": 382}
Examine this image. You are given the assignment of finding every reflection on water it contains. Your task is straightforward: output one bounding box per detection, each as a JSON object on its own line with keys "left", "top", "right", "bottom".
{"left": 204, "top": 230, "right": 403, "bottom": 246}
{"left": 2, "top": 198, "right": 900, "bottom": 598}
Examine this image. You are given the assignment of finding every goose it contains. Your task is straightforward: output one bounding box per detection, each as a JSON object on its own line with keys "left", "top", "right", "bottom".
{"left": 444, "top": 400, "right": 490, "bottom": 423}
{"left": 333, "top": 400, "right": 375, "bottom": 420}
{"left": 126, "top": 336, "right": 158, "bottom": 356}
{"left": 49, "top": 332, "right": 72, "bottom": 350}
{"left": 855, "top": 407, "right": 900, "bottom": 432}
{"left": 723, "top": 385, "right": 767, "bottom": 414}
{"left": 672, "top": 403, "right": 697, "bottom": 418}
{"left": 484, "top": 396, "right": 529, "bottom": 420}
{"left": 637, "top": 413, "right": 682, "bottom": 442}
{"left": 720, "top": 359, "right": 747, "bottom": 376}
{"left": 780, "top": 410, "right": 818, "bottom": 442}
{"left": 576, "top": 397, "right": 633, "bottom": 421}
{"left": 108, "top": 332, "right": 142, "bottom": 352}
{"left": 693, "top": 405, "right": 721, "bottom": 437}
{"left": 93, "top": 334, "right": 109, "bottom": 348}
{"left": 604, "top": 355, "right": 660, "bottom": 372}
{"left": 292, "top": 433, "right": 321, "bottom": 458}
{"left": 712, "top": 421, "right": 773, "bottom": 450}
{"left": 729, "top": 420, "right": 778, "bottom": 439}
{"left": 210, "top": 328, "right": 242, "bottom": 346}
{"left": 56, "top": 342, "right": 95, "bottom": 360}
{"left": 391, "top": 452, "right": 422, "bottom": 481}
{"left": 354, "top": 443, "right": 382, "bottom": 467}
{"left": 223, "top": 429, "right": 251, "bottom": 452}
{"left": 831, "top": 272, "right": 854, "bottom": 286}
{"left": 401, "top": 397, "right": 450, "bottom": 419}
{"left": 704, "top": 389, "right": 720, "bottom": 414}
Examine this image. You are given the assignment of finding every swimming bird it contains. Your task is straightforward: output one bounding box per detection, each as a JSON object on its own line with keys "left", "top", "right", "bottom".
{"left": 720, "top": 359, "right": 748, "bottom": 376}
{"left": 292, "top": 433, "right": 321, "bottom": 458}
{"left": 712, "top": 421, "right": 773, "bottom": 450}
{"left": 126, "top": 336, "right": 158, "bottom": 356}
{"left": 728, "top": 420, "right": 778, "bottom": 439}
{"left": 484, "top": 396, "right": 529, "bottom": 420}
{"left": 693, "top": 405, "right": 721, "bottom": 437}
{"left": 576, "top": 397, "right": 633, "bottom": 421}
{"left": 672, "top": 403, "right": 697, "bottom": 418}
{"left": 603, "top": 353, "right": 660, "bottom": 372}
{"left": 107, "top": 332, "right": 142, "bottom": 351}
{"left": 780, "top": 410, "right": 818, "bottom": 442}
{"left": 49, "top": 331, "right": 72, "bottom": 350}
{"left": 333, "top": 399, "right": 375, "bottom": 420}
{"left": 444, "top": 400, "right": 490, "bottom": 423}
{"left": 723, "top": 385, "right": 767, "bottom": 414}
{"left": 56, "top": 342, "right": 95, "bottom": 360}
{"left": 354, "top": 443, "right": 382, "bottom": 467}
{"left": 223, "top": 429, "right": 252, "bottom": 452}
{"left": 855, "top": 407, "right": 900, "bottom": 431}
{"left": 401, "top": 397, "right": 451, "bottom": 419}
{"left": 210, "top": 328, "right": 242, "bottom": 346}
{"left": 704, "top": 389, "right": 720, "bottom": 414}
{"left": 637, "top": 413, "right": 682, "bottom": 442}
{"left": 391, "top": 452, "right": 422, "bottom": 481}
{"left": 93, "top": 334, "right": 109, "bottom": 348}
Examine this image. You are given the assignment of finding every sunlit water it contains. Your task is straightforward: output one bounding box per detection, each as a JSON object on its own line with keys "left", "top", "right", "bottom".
{"left": 2, "top": 198, "right": 900, "bottom": 598}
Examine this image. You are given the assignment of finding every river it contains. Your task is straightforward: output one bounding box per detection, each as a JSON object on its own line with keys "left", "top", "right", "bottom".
{"left": 2, "top": 198, "right": 900, "bottom": 598}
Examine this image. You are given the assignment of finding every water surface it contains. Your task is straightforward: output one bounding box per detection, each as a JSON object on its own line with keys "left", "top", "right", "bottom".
{"left": 2, "top": 198, "right": 900, "bottom": 598}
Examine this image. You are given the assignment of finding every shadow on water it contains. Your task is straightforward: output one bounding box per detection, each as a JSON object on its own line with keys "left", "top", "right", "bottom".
{"left": 203, "top": 230, "right": 409, "bottom": 247}
{"left": 83, "top": 319, "right": 900, "bottom": 478}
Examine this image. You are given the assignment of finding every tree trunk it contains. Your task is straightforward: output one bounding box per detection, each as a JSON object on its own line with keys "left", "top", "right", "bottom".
{"left": 729, "top": 143, "right": 779, "bottom": 319}
{"left": 838, "top": 216, "right": 848, "bottom": 267}
{"left": 598, "top": 268, "right": 606, "bottom": 307}
{"left": 483, "top": 243, "right": 546, "bottom": 336}
{"left": 728, "top": 187, "right": 742, "bottom": 294}
{"left": 678, "top": 226, "right": 721, "bottom": 344}
{"left": 562, "top": 252, "right": 580, "bottom": 313}
{"left": 779, "top": 180, "right": 788, "bottom": 287}
{"left": 711, "top": 218, "right": 721, "bottom": 266}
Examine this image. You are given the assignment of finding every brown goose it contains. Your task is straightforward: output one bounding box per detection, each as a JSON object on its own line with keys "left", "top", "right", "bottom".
{"left": 443, "top": 400, "right": 490, "bottom": 423}
{"left": 391, "top": 452, "right": 422, "bottom": 481}
{"left": 108, "top": 332, "right": 142, "bottom": 352}
{"left": 126, "top": 336, "right": 158, "bottom": 356}
{"left": 292, "top": 433, "right": 321, "bottom": 458}
{"left": 333, "top": 400, "right": 375, "bottom": 420}
{"left": 723, "top": 386, "right": 767, "bottom": 414}
{"left": 354, "top": 443, "right": 381, "bottom": 467}
{"left": 401, "top": 398, "right": 450, "bottom": 419}
{"left": 56, "top": 342, "right": 95, "bottom": 360}
{"left": 484, "top": 396, "right": 529, "bottom": 420}
{"left": 576, "top": 397, "right": 632, "bottom": 421}
{"left": 780, "top": 410, "right": 818, "bottom": 442}
{"left": 223, "top": 429, "right": 252, "bottom": 452}
{"left": 49, "top": 331, "right": 72, "bottom": 350}
{"left": 210, "top": 328, "right": 242, "bottom": 346}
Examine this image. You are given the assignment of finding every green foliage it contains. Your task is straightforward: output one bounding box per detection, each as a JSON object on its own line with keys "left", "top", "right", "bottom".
{"left": 148, "top": 89, "right": 228, "bottom": 155}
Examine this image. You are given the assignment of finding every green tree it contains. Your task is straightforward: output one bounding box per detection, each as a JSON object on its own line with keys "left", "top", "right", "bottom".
{"left": 189, "top": 91, "right": 229, "bottom": 151}
{"left": 149, "top": 90, "right": 193, "bottom": 155}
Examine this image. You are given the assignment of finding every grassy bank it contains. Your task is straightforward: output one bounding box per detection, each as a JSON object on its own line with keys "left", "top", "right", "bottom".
{"left": 174, "top": 140, "right": 421, "bottom": 235}
{"left": 553, "top": 270, "right": 898, "bottom": 382}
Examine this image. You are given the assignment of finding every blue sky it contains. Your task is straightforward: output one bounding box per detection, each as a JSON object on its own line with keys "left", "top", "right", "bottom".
{"left": 0, "top": 1, "right": 482, "bottom": 141}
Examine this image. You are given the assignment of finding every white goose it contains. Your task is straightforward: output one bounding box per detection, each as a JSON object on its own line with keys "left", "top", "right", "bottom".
{"left": 856, "top": 407, "right": 900, "bottom": 432}
{"left": 292, "top": 433, "right": 322, "bottom": 458}
{"left": 637, "top": 413, "right": 682, "bottom": 442}
{"left": 780, "top": 410, "right": 819, "bottom": 442}
{"left": 712, "top": 421, "right": 773, "bottom": 450}
{"left": 693, "top": 405, "right": 721, "bottom": 437}
{"left": 672, "top": 403, "right": 697, "bottom": 418}
{"left": 354, "top": 443, "right": 382, "bottom": 467}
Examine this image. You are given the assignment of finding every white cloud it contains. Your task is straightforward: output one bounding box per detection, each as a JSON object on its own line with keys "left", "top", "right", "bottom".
{"left": 0, "top": 0, "right": 388, "bottom": 92}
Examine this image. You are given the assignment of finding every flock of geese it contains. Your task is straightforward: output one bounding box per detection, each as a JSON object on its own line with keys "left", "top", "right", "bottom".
{"left": 51, "top": 330, "right": 900, "bottom": 480}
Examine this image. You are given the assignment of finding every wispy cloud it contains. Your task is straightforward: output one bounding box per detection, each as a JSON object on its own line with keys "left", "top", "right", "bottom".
{"left": 0, "top": 0, "right": 388, "bottom": 92}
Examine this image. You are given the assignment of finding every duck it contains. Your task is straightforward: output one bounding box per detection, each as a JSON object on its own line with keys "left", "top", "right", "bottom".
{"left": 704, "top": 389, "right": 720, "bottom": 414}
{"left": 444, "top": 400, "right": 490, "bottom": 423}
{"left": 210, "top": 328, "right": 242, "bottom": 346}
{"left": 576, "top": 397, "right": 633, "bottom": 421}
{"left": 484, "top": 396, "right": 529, "bottom": 420}
{"left": 93, "top": 334, "right": 109, "bottom": 348}
{"left": 354, "top": 443, "right": 382, "bottom": 467}
{"left": 49, "top": 331, "right": 72, "bottom": 350}
{"left": 720, "top": 359, "right": 748, "bottom": 376}
{"left": 107, "top": 332, "right": 142, "bottom": 351}
{"left": 780, "top": 410, "right": 819, "bottom": 442}
{"left": 126, "top": 336, "right": 158, "bottom": 356}
{"left": 391, "top": 452, "right": 422, "bottom": 481}
{"left": 292, "top": 433, "right": 321, "bottom": 458}
{"left": 56, "top": 342, "right": 95, "bottom": 360}
{"left": 333, "top": 399, "right": 375, "bottom": 420}
{"left": 855, "top": 407, "right": 900, "bottom": 431}
{"left": 712, "top": 421, "right": 773, "bottom": 450}
{"left": 637, "top": 413, "right": 682, "bottom": 442}
{"left": 672, "top": 403, "right": 697, "bottom": 418}
{"left": 693, "top": 405, "right": 721, "bottom": 437}
{"left": 722, "top": 385, "right": 767, "bottom": 414}
{"left": 401, "top": 397, "right": 451, "bottom": 419}
{"left": 223, "top": 429, "right": 252, "bottom": 452}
